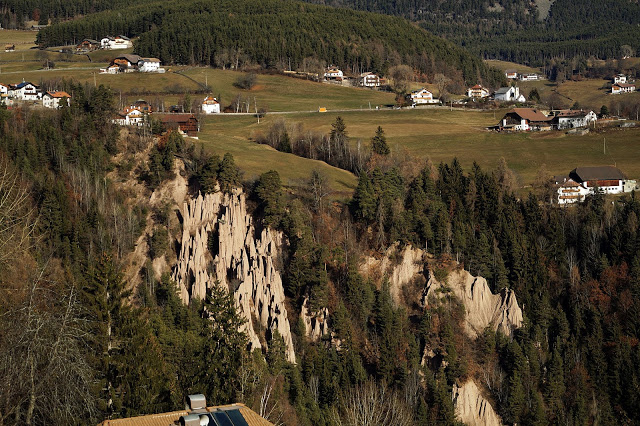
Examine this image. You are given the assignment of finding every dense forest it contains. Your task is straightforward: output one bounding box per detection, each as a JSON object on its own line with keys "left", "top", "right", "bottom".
{"left": 305, "top": 0, "right": 640, "bottom": 65}
{"left": 1, "top": 80, "right": 639, "bottom": 424}
{"left": 34, "top": 0, "right": 504, "bottom": 86}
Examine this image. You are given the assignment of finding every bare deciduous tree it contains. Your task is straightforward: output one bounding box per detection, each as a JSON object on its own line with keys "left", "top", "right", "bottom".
{"left": 0, "top": 268, "right": 97, "bottom": 425}
{"left": 332, "top": 379, "right": 414, "bottom": 426}
{"left": 388, "top": 65, "right": 413, "bottom": 95}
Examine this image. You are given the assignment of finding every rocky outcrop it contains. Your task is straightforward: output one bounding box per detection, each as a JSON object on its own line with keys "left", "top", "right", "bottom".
{"left": 172, "top": 189, "right": 296, "bottom": 363}
{"left": 452, "top": 381, "right": 503, "bottom": 426}
{"left": 422, "top": 268, "right": 523, "bottom": 338}
{"left": 360, "top": 243, "right": 427, "bottom": 305}
{"left": 300, "top": 296, "right": 329, "bottom": 341}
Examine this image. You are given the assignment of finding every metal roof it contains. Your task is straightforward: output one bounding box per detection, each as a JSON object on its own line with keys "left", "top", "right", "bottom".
{"left": 571, "top": 166, "right": 626, "bottom": 182}
{"left": 505, "top": 108, "right": 551, "bottom": 122}
{"left": 97, "top": 403, "right": 272, "bottom": 426}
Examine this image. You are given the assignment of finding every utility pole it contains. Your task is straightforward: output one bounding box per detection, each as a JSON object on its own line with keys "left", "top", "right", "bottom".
{"left": 603, "top": 137, "right": 606, "bottom": 155}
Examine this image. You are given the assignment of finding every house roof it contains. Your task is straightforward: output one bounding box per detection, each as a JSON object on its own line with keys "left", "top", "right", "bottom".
{"left": 117, "top": 35, "right": 131, "bottom": 40}
{"left": 97, "top": 403, "right": 272, "bottom": 426}
{"left": 555, "top": 109, "right": 593, "bottom": 118}
{"left": 141, "top": 58, "right": 161, "bottom": 63}
{"left": 506, "top": 108, "right": 551, "bottom": 122}
{"left": 505, "top": 69, "right": 517, "bottom": 74}
{"left": 15, "top": 82, "right": 38, "bottom": 89}
{"left": 495, "top": 87, "right": 513, "bottom": 94}
{"left": 45, "top": 91, "right": 71, "bottom": 98}
{"left": 411, "top": 88, "right": 432, "bottom": 95}
{"left": 470, "top": 84, "right": 485, "bottom": 90}
{"left": 114, "top": 54, "right": 142, "bottom": 64}
{"left": 571, "top": 166, "right": 626, "bottom": 182}
{"left": 203, "top": 96, "right": 218, "bottom": 103}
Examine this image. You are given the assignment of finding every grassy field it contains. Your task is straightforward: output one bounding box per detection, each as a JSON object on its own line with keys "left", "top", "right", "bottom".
{"left": 198, "top": 108, "right": 640, "bottom": 188}
{"left": 0, "top": 30, "right": 37, "bottom": 51}
{"left": 198, "top": 114, "right": 358, "bottom": 197}
{"left": 485, "top": 60, "right": 541, "bottom": 75}
{"left": 182, "top": 68, "right": 396, "bottom": 111}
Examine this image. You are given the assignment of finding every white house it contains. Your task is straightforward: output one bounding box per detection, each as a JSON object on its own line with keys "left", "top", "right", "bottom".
{"left": 505, "top": 70, "right": 518, "bottom": 79}
{"left": 519, "top": 73, "right": 539, "bottom": 81}
{"left": 553, "top": 110, "right": 597, "bottom": 129}
{"left": 10, "top": 82, "right": 41, "bottom": 101}
{"left": 494, "top": 86, "right": 526, "bottom": 102}
{"left": 42, "top": 91, "right": 71, "bottom": 108}
{"left": 113, "top": 107, "right": 145, "bottom": 126}
{"left": 467, "top": 84, "right": 490, "bottom": 99}
{"left": 557, "top": 166, "right": 632, "bottom": 204}
{"left": 99, "top": 64, "right": 120, "bottom": 74}
{"left": 613, "top": 74, "right": 627, "bottom": 84}
{"left": 324, "top": 66, "right": 343, "bottom": 80}
{"left": 408, "top": 88, "right": 439, "bottom": 105}
{"left": 202, "top": 96, "right": 220, "bottom": 114}
{"left": 101, "top": 35, "right": 133, "bottom": 50}
{"left": 0, "top": 83, "right": 8, "bottom": 96}
{"left": 612, "top": 83, "right": 635, "bottom": 94}
{"left": 138, "top": 58, "right": 162, "bottom": 73}
{"left": 359, "top": 72, "right": 380, "bottom": 88}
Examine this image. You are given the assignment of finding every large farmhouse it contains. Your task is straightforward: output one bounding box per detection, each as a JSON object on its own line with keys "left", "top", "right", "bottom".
{"left": 553, "top": 110, "right": 597, "bottom": 129}
{"left": 498, "top": 108, "right": 551, "bottom": 131}
{"left": 101, "top": 35, "right": 132, "bottom": 50}
{"left": 556, "top": 166, "right": 636, "bottom": 204}
{"left": 156, "top": 113, "right": 200, "bottom": 137}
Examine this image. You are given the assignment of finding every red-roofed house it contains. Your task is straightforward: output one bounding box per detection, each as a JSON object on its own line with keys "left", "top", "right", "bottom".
{"left": 42, "top": 91, "right": 71, "bottom": 108}
{"left": 612, "top": 83, "right": 636, "bottom": 94}
{"left": 467, "top": 84, "right": 490, "bottom": 99}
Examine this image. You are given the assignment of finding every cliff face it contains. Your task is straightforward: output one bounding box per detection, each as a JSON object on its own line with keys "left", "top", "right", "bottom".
{"left": 360, "top": 243, "right": 426, "bottom": 305}
{"left": 422, "top": 268, "right": 523, "bottom": 339}
{"left": 172, "top": 189, "right": 296, "bottom": 363}
{"left": 452, "top": 380, "right": 503, "bottom": 426}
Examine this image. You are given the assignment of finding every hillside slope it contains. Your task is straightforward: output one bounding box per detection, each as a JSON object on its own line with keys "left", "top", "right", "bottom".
{"left": 305, "top": 0, "right": 640, "bottom": 65}
{"left": 35, "top": 0, "right": 504, "bottom": 85}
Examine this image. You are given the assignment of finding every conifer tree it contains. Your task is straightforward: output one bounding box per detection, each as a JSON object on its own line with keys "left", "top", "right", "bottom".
{"left": 371, "top": 126, "right": 390, "bottom": 156}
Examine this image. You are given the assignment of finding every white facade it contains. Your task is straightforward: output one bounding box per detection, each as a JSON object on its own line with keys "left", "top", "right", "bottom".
{"left": 519, "top": 73, "right": 538, "bottom": 81}
{"left": 408, "top": 88, "right": 439, "bottom": 105}
{"left": 505, "top": 70, "right": 518, "bottom": 79}
{"left": 202, "top": 96, "right": 220, "bottom": 114}
{"left": 359, "top": 72, "right": 380, "bottom": 87}
{"left": 113, "top": 108, "right": 145, "bottom": 126}
{"left": 139, "top": 58, "right": 161, "bottom": 72}
{"left": 467, "top": 85, "right": 489, "bottom": 98}
{"left": 324, "top": 67, "right": 343, "bottom": 80}
{"left": 494, "top": 86, "right": 526, "bottom": 102}
{"left": 0, "top": 84, "right": 8, "bottom": 95}
{"left": 11, "top": 83, "right": 40, "bottom": 101}
{"left": 101, "top": 36, "right": 133, "bottom": 50}
{"left": 557, "top": 181, "right": 590, "bottom": 205}
{"left": 612, "top": 83, "right": 635, "bottom": 94}
{"left": 555, "top": 110, "right": 597, "bottom": 129}
{"left": 613, "top": 74, "right": 627, "bottom": 84}
{"left": 42, "top": 91, "right": 71, "bottom": 108}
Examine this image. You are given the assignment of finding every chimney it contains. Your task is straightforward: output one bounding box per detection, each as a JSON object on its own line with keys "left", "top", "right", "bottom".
{"left": 185, "top": 394, "right": 207, "bottom": 412}
{"left": 179, "top": 413, "right": 210, "bottom": 426}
